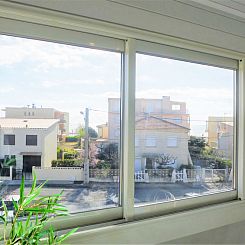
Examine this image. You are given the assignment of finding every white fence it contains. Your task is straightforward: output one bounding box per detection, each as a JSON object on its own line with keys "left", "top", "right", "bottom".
{"left": 33, "top": 166, "right": 84, "bottom": 181}
{"left": 30, "top": 167, "right": 231, "bottom": 184}
{"left": 89, "top": 169, "right": 119, "bottom": 182}
{"left": 135, "top": 168, "right": 231, "bottom": 183}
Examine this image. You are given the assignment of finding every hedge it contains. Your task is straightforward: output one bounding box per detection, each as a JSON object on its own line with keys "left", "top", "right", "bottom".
{"left": 51, "top": 159, "right": 82, "bottom": 167}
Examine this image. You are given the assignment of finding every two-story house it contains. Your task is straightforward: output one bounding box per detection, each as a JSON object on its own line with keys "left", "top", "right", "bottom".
{"left": 0, "top": 118, "right": 59, "bottom": 175}
{"left": 3, "top": 106, "right": 69, "bottom": 141}
{"left": 108, "top": 96, "right": 190, "bottom": 170}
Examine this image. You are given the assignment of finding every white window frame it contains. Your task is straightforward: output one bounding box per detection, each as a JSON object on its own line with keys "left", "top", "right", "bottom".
{"left": 0, "top": 1, "right": 244, "bottom": 233}
{"left": 133, "top": 40, "right": 239, "bottom": 217}
{"left": 172, "top": 104, "right": 180, "bottom": 111}
{"left": 145, "top": 137, "right": 157, "bottom": 147}
{"left": 167, "top": 136, "right": 178, "bottom": 147}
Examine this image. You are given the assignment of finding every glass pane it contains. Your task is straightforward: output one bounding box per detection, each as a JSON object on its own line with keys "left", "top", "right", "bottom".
{"left": 135, "top": 53, "right": 235, "bottom": 205}
{"left": 0, "top": 35, "right": 121, "bottom": 213}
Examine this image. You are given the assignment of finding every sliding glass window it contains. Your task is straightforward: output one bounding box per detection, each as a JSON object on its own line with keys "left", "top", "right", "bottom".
{"left": 134, "top": 45, "right": 236, "bottom": 207}
{"left": 0, "top": 34, "right": 122, "bottom": 214}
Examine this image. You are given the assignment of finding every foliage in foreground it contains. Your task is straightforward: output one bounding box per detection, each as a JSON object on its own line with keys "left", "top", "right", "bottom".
{"left": 0, "top": 175, "right": 77, "bottom": 244}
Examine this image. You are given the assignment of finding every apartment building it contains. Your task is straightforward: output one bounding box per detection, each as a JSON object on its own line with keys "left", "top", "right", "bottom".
{"left": 0, "top": 118, "right": 58, "bottom": 174}
{"left": 108, "top": 96, "right": 190, "bottom": 170}
{"left": 3, "top": 106, "right": 69, "bottom": 141}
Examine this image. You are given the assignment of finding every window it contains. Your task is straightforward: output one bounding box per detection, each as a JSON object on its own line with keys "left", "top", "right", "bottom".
{"left": 4, "top": 135, "right": 15, "bottom": 145}
{"left": 145, "top": 137, "right": 156, "bottom": 147}
{"left": 172, "top": 104, "right": 180, "bottom": 111}
{"left": 0, "top": 16, "right": 240, "bottom": 229}
{"left": 135, "top": 137, "right": 139, "bottom": 147}
{"left": 167, "top": 137, "right": 178, "bottom": 147}
{"left": 26, "top": 135, "right": 37, "bottom": 146}
{"left": 0, "top": 33, "right": 122, "bottom": 217}
{"left": 135, "top": 48, "right": 236, "bottom": 208}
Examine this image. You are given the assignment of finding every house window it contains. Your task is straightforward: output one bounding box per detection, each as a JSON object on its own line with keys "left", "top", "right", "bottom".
{"left": 26, "top": 135, "right": 37, "bottom": 146}
{"left": 4, "top": 134, "right": 15, "bottom": 145}
{"left": 145, "top": 102, "right": 154, "bottom": 113}
{"left": 172, "top": 104, "right": 180, "bottom": 110}
{"left": 167, "top": 137, "right": 178, "bottom": 147}
{"left": 135, "top": 137, "right": 139, "bottom": 147}
{"left": 145, "top": 137, "right": 156, "bottom": 147}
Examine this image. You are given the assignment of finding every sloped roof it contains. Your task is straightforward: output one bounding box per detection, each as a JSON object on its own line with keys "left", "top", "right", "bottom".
{"left": 136, "top": 116, "right": 190, "bottom": 130}
{"left": 0, "top": 118, "right": 59, "bottom": 129}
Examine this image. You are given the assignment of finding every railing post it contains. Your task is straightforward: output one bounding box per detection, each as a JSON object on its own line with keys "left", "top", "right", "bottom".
{"left": 10, "top": 166, "right": 13, "bottom": 180}
{"left": 183, "top": 168, "right": 188, "bottom": 183}
{"left": 202, "top": 168, "right": 206, "bottom": 181}
{"left": 171, "top": 169, "right": 176, "bottom": 183}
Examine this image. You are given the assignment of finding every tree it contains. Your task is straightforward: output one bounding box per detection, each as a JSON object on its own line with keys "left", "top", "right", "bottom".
{"left": 188, "top": 136, "right": 206, "bottom": 160}
{"left": 76, "top": 126, "right": 98, "bottom": 139}
{"left": 96, "top": 143, "right": 119, "bottom": 169}
{"left": 142, "top": 153, "right": 177, "bottom": 169}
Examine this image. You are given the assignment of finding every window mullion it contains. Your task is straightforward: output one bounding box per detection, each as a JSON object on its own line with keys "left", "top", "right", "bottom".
{"left": 237, "top": 59, "right": 245, "bottom": 200}
{"left": 122, "top": 38, "right": 136, "bottom": 221}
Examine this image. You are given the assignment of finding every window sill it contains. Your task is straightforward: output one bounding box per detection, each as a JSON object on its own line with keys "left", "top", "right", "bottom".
{"left": 66, "top": 199, "right": 245, "bottom": 244}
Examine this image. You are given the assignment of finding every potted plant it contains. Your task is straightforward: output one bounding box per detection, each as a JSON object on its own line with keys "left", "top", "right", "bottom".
{"left": 0, "top": 175, "right": 77, "bottom": 244}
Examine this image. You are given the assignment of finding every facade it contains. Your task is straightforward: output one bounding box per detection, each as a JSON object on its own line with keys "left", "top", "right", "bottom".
{"left": 3, "top": 106, "right": 69, "bottom": 141}
{"left": 217, "top": 122, "right": 233, "bottom": 159}
{"left": 108, "top": 96, "right": 190, "bottom": 170}
{"left": 0, "top": 118, "right": 59, "bottom": 173}
{"left": 97, "top": 123, "right": 109, "bottom": 139}
{"left": 135, "top": 116, "right": 190, "bottom": 171}
{"left": 207, "top": 116, "right": 233, "bottom": 148}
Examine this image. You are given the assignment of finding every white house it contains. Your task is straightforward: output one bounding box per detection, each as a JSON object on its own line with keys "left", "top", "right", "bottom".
{"left": 0, "top": 118, "right": 59, "bottom": 174}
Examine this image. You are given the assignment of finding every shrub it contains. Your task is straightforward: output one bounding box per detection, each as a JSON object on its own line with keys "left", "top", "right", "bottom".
{"left": 65, "top": 136, "right": 79, "bottom": 142}
{"left": 178, "top": 164, "right": 194, "bottom": 171}
{"left": 51, "top": 159, "right": 82, "bottom": 167}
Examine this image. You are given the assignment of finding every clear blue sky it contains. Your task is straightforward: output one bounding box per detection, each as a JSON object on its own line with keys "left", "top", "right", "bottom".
{"left": 0, "top": 35, "right": 234, "bottom": 135}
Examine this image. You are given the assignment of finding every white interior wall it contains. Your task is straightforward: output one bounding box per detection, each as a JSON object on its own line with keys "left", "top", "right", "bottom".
{"left": 7, "top": 0, "right": 245, "bottom": 54}
{"left": 1, "top": 0, "right": 245, "bottom": 243}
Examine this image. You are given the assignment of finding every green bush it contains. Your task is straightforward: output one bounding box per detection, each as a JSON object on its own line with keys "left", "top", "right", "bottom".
{"left": 178, "top": 164, "right": 194, "bottom": 171}
{"left": 94, "top": 161, "right": 111, "bottom": 169}
{"left": 51, "top": 159, "right": 82, "bottom": 167}
{"left": 65, "top": 136, "right": 79, "bottom": 142}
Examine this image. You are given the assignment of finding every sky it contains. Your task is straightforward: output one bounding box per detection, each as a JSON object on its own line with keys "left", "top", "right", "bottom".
{"left": 0, "top": 35, "right": 234, "bottom": 136}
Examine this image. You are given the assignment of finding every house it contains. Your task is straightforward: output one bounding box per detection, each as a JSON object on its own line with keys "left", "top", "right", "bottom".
{"left": 218, "top": 122, "right": 233, "bottom": 159}
{"left": 97, "top": 123, "right": 108, "bottom": 139}
{"left": 3, "top": 106, "right": 69, "bottom": 141}
{"left": 108, "top": 96, "right": 190, "bottom": 170}
{"left": 207, "top": 116, "right": 233, "bottom": 148}
{"left": 135, "top": 115, "right": 190, "bottom": 171}
{"left": 0, "top": 118, "right": 59, "bottom": 174}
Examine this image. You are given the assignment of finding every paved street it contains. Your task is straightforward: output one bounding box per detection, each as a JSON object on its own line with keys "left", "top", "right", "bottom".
{"left": 0, "top": 181, "right": 232, "bottom": 213}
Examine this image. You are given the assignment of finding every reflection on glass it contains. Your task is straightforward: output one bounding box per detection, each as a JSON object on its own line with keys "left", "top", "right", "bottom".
{"left": 0, "top": 35, "right": 121, "bottom": 213}
{"left": 134, "top": 53, "right": 234, "bottom": 205}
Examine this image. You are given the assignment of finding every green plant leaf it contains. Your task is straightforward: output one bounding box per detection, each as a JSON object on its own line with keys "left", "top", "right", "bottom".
{"left": 19, "top": 175, "right": 25, "bottom": 205}
{"left": 57, "top": 228, "right": 78, "bottom": 243}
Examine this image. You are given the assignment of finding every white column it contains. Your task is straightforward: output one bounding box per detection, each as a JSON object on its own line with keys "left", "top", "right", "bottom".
{"left": 122, "top": 38, "right": 136, "bottom": 221}
{"left": 171, "top": 169, "right": 176, "bottom": 183}
{"left": 183, "top": 169, "right": 188, "bottom": 183}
